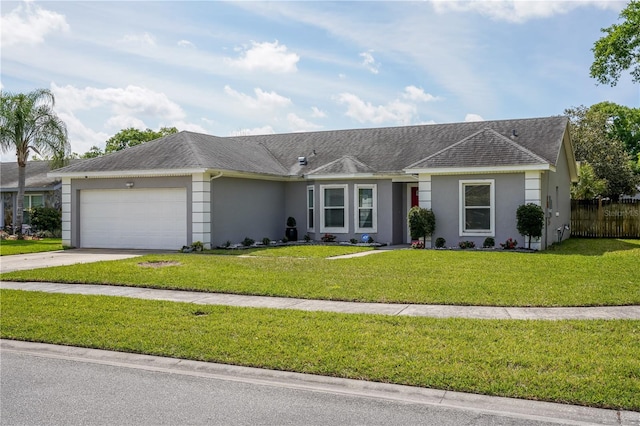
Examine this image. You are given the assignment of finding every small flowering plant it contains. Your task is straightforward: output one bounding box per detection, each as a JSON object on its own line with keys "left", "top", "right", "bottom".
{"left": 458, "top": 240, "right": 476, "bottom": 249}
{"left": 321, "top": 233, "right": 336, "bottom": 242}
{"left": 411, "top": 240, "right": 424, "bottom": 249}
{"left": 500, "top": 238, "right": 518, "bottom": 250}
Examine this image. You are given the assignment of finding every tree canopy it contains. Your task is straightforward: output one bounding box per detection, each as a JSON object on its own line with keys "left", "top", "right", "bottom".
{"left": 105, "top": 127, "right": 178, "bottom": 153}
{"left": 0, "top": 88, "right": 69, "bottom": 234}
{"left": 590, "top": 0, "right": 640, "bottom": 86}
{"left": 566, "top": 104, "right": 639, "bottom": 199}
{"left": 83, "top": 126, "right": 178, "bottom": 158}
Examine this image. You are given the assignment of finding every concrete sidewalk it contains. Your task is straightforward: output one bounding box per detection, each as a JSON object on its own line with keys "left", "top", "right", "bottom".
{"left": 2, "top": 281, "right": 639, "bottom": 320}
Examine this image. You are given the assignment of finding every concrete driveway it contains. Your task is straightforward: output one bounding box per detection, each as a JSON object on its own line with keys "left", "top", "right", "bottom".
{"left": 0, "top": 249, "right": 158, "bottom": 273}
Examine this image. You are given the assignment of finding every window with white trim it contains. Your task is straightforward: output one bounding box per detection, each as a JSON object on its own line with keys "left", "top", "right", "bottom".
{"left": 459, "top": 180, "right": 494, "bottom": 236}
{"left": 320, "top": 184, "right": 348, "bottom": 233}
{"left": 307, "top": 186, "right": 314, "bottom": 231}
{"left": 23, "top": 194, "right": 44, "bottom": 225}
{"left": 355, "top": 184, "right": 377, "bottom": 233}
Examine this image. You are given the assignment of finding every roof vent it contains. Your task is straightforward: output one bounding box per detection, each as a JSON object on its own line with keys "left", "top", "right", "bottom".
{"left": 298, "top": 156, "right": 308, "bottom": 166}
{"left": 511, "top": 129, "right": 518, "bottom": 138}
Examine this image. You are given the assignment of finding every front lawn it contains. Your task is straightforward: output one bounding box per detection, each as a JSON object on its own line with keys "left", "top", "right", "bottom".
{"left": 0, "top": 238, "right": 63, "bottom": 256}
{"left": 1, "top": 239, "right": 639, "bottom": 306}
{"left": 1, "top": 290, "right": 638, "bottom": 411}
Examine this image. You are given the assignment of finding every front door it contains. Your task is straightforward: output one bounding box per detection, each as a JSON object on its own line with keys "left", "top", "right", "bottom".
{"left": 407, "top": 185, "right": 419, "bottom": 243}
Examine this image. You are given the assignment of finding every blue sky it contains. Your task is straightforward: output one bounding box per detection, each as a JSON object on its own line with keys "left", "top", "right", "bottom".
{"left": 1, "top": 1, "right": 637, "bottom": 159}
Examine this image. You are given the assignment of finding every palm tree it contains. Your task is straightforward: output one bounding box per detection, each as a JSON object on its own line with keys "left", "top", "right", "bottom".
{"left": 0, "top": 89, "right": 69, "bottom": 236}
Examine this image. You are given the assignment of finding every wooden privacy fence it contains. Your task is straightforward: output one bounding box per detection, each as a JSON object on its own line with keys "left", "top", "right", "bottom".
{"left": 571, "top": 199, "right": 640, "bottom": 238}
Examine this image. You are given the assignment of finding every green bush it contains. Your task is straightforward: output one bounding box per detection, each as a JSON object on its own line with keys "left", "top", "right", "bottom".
{"left": 458, "top": 241, "right": 476, "bottom": 249}
{"left": 408, "top": 207, "right": 436, "bottom": 248}
{"left": 435, "top": 237, "right": 446, "bottom": 248}
{"left": 483, "top": 237, "right": 495, "bottom": 248}
{"left": 262, "top": 237, "right": 271, "bottom": 246}
{"left": 242, "top": 237, "right": 255, "bottom": 247}
{"left": 516, "top": 204, "right": 544, "bottom": 249}
{"left": 30, "top": 207, "right": 61, "bottom": 232}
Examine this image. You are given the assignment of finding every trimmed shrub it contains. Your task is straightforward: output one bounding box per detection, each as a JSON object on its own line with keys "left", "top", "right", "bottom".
{"left": 483, "top": 237, "right": 495, "bottom": 248}
{"left": 435, "top": 237, "right": 446, "bottom": 248}
{"left": 30, "top": 207, "right": 61, "bottom": 233}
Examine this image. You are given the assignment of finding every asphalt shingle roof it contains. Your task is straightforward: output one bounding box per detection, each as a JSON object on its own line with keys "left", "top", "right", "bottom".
{"left": 1, "top": 160, "right": 82, "bottom": 191}
{"left": 52, "top": 116, "right": 570, "bottom": 178}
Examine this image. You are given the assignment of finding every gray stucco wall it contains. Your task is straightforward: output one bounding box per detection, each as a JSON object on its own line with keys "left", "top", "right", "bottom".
{"left": 431, "top": 173, "right": 524, "bottom": 248}
{"left": 69, "top": 176, "right": 192, "bottom": 248}
{"left": 544, "top": 147, "right": 573, "bottom": 247}
{"left": 211, "top": 177, "right": 285, "bottom": 246}
{"left": 284, "top": 180, "right": 308, "bottom": 237}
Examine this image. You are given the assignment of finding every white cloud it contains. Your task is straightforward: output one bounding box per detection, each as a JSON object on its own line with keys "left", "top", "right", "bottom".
{"left": 336, "top": 93, "right": 417, "bottom": 125}
{"left": 121, "top": 32, "right": 156, "bottom": 47}
{"left": 55, "top": 111, "right": 110, "bottom": 157}
{"left": 311, "top": 107, "right": 327, "bottom": 118}
{"left": 402, "top": 86, "right": 439, "bottom": 102}
{"left": 464, "top": 113, "right": 485, "bottom": 122}
{"left": 360, "top": 50, "right": 379, "bottom": 74}
{"left": 224, "top": 85, "right": 292, "bottom": 109}
{"left": 229, "top": 126, "right": 276, "bottom": 136}
{"left": 51, "top": 83, "right": 185, "bottom": 120}
{"left": 287, "top": 113, "right": 323, "bottom": 132}
{"left": 0, "top": 1, "right": 69, "bottom": 47}
{"left": 105, "top": 115, "right": 147, "bottom": 131}
{"left": 226, "top": 40, "right": 299, "bottom": 73}
{"left": 177, "top": 39, "right": 195, "bottom": 48}
{"left": 48, "top": 83, "right": 197, "bottom": 155}
{"left": 170, "top": 120, "right": 208, "bottom": 134}
{"left": 430, "top": 0, "right": 620, "bottom": 23}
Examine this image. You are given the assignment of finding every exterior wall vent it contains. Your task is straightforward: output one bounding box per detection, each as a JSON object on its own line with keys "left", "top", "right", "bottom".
{"left": 298, "top": 156, "right": 307, "bottom": 166}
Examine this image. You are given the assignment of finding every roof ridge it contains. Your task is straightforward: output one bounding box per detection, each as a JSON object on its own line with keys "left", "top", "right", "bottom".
{"left": 257, "top": 142, "right": 288, "bottom": 175}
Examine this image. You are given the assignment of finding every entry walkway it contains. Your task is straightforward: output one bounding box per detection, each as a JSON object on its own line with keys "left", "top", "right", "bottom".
{"left": 2, "top": 281, "right": 639, "bottom": 320}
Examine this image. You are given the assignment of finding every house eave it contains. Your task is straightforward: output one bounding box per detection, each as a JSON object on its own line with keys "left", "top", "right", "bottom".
{"left": 403, "top": 164, "right": 555, "bottom": 175}
{"left": 48, "top": 168, "right": 208, "bottom": 179}
{"left": 0, "top": 184, "right": 60, "bottom": 192}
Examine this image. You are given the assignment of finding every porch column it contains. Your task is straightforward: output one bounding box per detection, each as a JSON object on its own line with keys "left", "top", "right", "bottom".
{"left": 192, "top": 173, "right": 211, "bottom": 249}
{"left": 418, "top": 174, "right": 432, "bottom": 248}
{"left": 61, "top": 178, "right": 71, "bottom": 247}
{"left": 524, "top": 171, "right": 542, "bottom": 250}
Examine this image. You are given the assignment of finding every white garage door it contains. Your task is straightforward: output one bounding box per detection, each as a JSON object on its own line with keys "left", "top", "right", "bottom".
{"left": 80, "top": 188, "right": 187, "bottom": 250}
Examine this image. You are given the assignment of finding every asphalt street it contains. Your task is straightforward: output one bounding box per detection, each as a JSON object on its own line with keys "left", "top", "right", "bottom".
{"left": 2, "top": 341, "right": 637, "bottom": 426}
{"left": 0, "top": 350, "right": 581, "bottom": 426}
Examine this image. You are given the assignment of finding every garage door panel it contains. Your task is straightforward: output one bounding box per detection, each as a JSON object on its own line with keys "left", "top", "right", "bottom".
{"left": 80, "top": 188, "right": 187, "bottom": 250}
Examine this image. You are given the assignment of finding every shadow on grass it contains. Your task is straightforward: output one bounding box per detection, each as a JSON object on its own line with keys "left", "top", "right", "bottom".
{"left": 546, "top": 238, "right": 640, "bottom": 256}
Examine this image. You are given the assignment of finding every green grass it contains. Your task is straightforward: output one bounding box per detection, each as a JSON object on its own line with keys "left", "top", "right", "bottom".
{"left": 0, "top": 238, "right": 63, "bottom": 256}
{"left": 1, "top": 289, "right": 638, "bottom": 411}
{"left": 2, "top": 239, "right": 638, "bottom": 307}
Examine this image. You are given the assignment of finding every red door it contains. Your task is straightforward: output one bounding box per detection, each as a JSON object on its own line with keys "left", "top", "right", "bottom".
{"left": 411, "top": 187, "right": 419, "bottom": 208}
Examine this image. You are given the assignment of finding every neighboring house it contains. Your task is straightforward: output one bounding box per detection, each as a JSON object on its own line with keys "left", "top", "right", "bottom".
{"left": 49, "top": 116, "right": 578, "bottom": 250}
{"left": 0, "top": 161, "right": 71, "bottom": 230}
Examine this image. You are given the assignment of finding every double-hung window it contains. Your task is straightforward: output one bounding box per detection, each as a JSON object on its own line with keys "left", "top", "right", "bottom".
{"left": 355, "top": 184, "right": 377, "bottom": 233}
{"left": 459, "top": 180, "right": 494, "bottom": 236}
{"left": 307, "top": 186, "right": 314, "bottom": 231}
{"left": 320, "top": 184, "right": 348, "bottom": 233}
